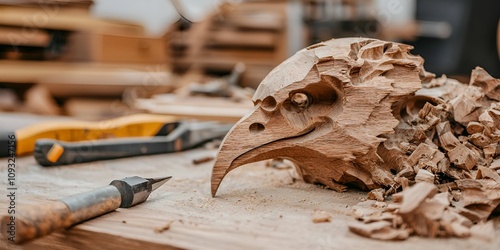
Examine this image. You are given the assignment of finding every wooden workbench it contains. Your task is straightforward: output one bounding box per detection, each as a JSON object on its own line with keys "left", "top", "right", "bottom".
{"left": 0, "top": 112, "right": 499, "bottom": 249}
{"left": 1, "top": 150, "right": 499, "bottom": 249}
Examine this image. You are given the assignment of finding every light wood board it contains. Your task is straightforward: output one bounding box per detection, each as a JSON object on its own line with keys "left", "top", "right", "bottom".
{"left": 0, "top": 60, "right": 174, "bottom": 96}
{"left": 0, "top": 5, "right": 143, "bottom": 35}
{"left": 0, "top": 149, "right": 499, "bottom": 249}
{"left": 135, "top": 95, "right": 253, "bottom": 123}
{"left": 0, "top": 27, "right": 50, "bottom": 47}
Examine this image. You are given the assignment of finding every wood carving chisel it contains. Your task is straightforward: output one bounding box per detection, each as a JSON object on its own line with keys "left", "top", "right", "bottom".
{"left": 0, "top": 176, "right": 171, "bottom": 244}
{"left": 33, "top": 122, "right": 233, "bottom": 166}
{"left": 0, "top": 114, "right": 178, "bottom": 157}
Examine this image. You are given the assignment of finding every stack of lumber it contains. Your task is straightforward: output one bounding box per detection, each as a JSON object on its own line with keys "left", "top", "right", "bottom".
{"left": 0, "top": 0, "right": 98, "bottom": 60}
{"left": 0, "top": 0, "right": 172, "bottom": 98}
{"left": 168, "top": 1, "right": 289, "bottom": 88}
{"left": 302, "top": 0, "right": 379, "bottom": 43}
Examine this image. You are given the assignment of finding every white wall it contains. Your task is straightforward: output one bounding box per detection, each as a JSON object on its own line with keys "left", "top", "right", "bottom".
{"left": 91, "top": 0, "right": 221, "bottom": 36}
{"left": 373, "top": 0, "right": 416, "bottom": 25}
{"left": 91, "top": 0, "right": 415, "bottom": 37}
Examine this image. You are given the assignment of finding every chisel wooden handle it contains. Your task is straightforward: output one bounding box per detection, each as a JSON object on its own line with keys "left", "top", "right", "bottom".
{"left": 1, "top": 201, "right": 73, "bottom": 243}
{"left": 1, "top": 186, "right": 121, "bottom": 244}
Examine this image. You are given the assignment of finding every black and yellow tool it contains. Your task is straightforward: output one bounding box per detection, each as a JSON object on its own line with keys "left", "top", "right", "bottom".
{"left": 33, "top": 121, "right": 232, "bottom": 166}
{"left": 0, "top": 114, "right": 178, "bottom": 157}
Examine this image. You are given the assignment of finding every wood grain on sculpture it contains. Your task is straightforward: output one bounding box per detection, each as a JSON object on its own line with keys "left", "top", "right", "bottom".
{"left": 211, "top": 37, "right": 500, "bottom": 240}
{"left": 213, "top": 37, "right": 425, "bottom": 193}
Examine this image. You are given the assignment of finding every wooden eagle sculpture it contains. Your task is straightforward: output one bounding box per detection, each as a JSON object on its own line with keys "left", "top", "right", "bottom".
{"left": 210, "top": 36, "right": 500, "bottom": 212}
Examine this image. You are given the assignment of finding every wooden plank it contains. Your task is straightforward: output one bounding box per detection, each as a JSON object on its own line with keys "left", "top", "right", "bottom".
{"left": 214, "top": 2, "right": 285, "bottom": 31}
{"left": 205, "top": 30, "right": 276, "bottom": 49}
{"left": 174, "top": 59, "right": 276, "bottom": 89}
{"left": 60, "top": 32, "right": 166, "bottom": 64}
{"left": 0, "top": 26, "right": 50, "bottom": 47}
{"left": 175, "top": 57, "right": 278, "bottom": 70}
{"left": 0, "top": 147, "right": 498, "bottom": 249}
{"left": 0, "top": 5, "right": 143, "bottom": 34}
{"left": 135, "top": 96, "right": 252, "bottom": 123}
{"left": 199, "top": 48, "right": 278, "bottom": 62}
{"left": 0, "top": 60, "right": 174, "bottom": 96}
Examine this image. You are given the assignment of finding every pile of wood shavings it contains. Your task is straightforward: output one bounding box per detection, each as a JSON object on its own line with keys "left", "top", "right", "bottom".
{"left": 348, "top": 67, "right": 500, "bottom": 241}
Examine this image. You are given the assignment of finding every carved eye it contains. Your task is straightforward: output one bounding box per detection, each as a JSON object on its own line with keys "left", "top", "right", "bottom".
{"left": 261, "top": 96, "right": 277, "bottom": 112}
{"left": 291, "top": 92, "right": 310, "bottom": 109}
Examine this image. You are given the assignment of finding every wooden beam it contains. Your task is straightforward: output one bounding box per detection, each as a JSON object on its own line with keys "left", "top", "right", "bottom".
{"left": 135, "top": 96, "right": 252, "bottom": 123}
{"left": 0, "top": 5, "right": 143, "bottom": 34}
{"left": 0, "top": 60, "right": 173, "bottom": 96}
{"left": 0, "top": 26, "right": 50, "bottom": 47}
{"left": 205, "top": 30, "right": 276, "bottom": 49}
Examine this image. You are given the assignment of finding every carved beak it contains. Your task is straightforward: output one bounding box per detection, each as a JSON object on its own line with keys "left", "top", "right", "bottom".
{"left": 211, "top": 104, "right": 318, "bottom": 197}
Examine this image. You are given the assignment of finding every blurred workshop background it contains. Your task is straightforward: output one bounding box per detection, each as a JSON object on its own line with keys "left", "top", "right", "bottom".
{"left": 0, "top": 0, "right": 499, "bottom": 121}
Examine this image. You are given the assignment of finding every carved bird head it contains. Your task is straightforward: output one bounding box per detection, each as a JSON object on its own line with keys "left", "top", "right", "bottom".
{"left": 211, "top": 37, "right": 428, "bottom": 196}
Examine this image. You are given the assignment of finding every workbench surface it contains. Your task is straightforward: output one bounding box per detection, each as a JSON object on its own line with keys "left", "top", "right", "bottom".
{"left": 1, "top": 149, "right": 499, "bottom": 249}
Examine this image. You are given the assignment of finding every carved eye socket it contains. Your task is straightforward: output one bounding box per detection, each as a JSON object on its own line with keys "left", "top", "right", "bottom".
{"left": 291, "top": 92, "right": 310, "bottom": 109}
{"left": 261, "top": 96, "right": 277, "bottom": 112}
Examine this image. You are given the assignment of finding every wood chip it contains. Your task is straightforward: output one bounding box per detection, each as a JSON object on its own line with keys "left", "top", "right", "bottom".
{"left": 470, "top": 66, "right": 500, "bottom": 101}
{"left": 372, "top": 201, "right": 387, "bottom": 209}
{"left": 394, "top": 177, "right": 409, "bottom": 190}
{"left": 399, "top": 182, "right": 437, "bottom": 214}
{"left": 483, "top": 143, "right": 497, "bottom": 159}
{"left": 153, "top": 221, "right": 174, "bottom": 233}
{"left": 476, "top": 166, "right": 500, "bottom": 182}
{"left": 491, "top": 159, "right": 500, "bottom": 170}
{"left": 407, "top": 143, "right": 437, "bottom": 167}
{"left": 192, "top": 155, "right": 215, "bottom": 165}
{"left": 431, "top": 192, "right": 451, "bottom": 206}
{"left": 312, "top": 211, "right": 331, "bottom": 223}
{"left": 439, "top": 132, "right": 462, "bottom": 152}
{"left": 348, "top": 220, "right": 390, "bottom": 237}
{"left": 419, "top": 200, "right": 447, "bottom": 221}
{"left": 415, "top": 169, "right": 435, "bottom": 183}
{"left": 450, "top": 87, "right": 483, "bottom": 125}
{"left": 367, "top": 188, "right": 385, "bottom": 202}
{"left": 447, "top": 221, "right": 471, "bottom": 238}
{"left": 466, "top": 122, "right": 485, "bottom": 134}
{"left": 469, "top": 133, "right": 491, "bottom": 148}
{"left": 349, "top": 221, "right": 409, "bottom": 240}
{"left": 448, "top": 144, "right": 478, "bottom": 170}
{"left": 470, "top": 221, "right": 496, "bottom": 242}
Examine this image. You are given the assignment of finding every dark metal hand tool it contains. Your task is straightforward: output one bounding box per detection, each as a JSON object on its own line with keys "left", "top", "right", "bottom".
{"left": 0, "top": 176, "right": 171, "bottom": 244}
{"left": 33, "top": 121, "right": 233, "bottom": 166}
